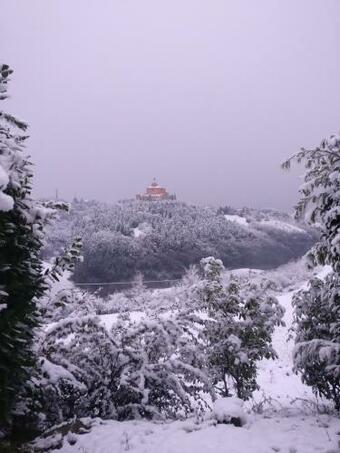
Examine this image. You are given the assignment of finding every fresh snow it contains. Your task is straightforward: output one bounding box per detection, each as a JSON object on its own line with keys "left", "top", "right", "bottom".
{"left": 52, "top": 412, "right": 339, "bottom": 453}
{"left": 99, "top": 311, "right": 146, "bottom": 331}
{"left": 133, "top": 227, "right": 145, "bottom": 238}
{"left": 224, "top": 214, "right": 249, "bottom": 227}
{"left": 259, "top": 219, "right": 306, "bottom": 234}
{"left": 212, "top": 397, "right": 247, "bottom": 425}
{"left": 254, "top": 266, "right": 333, "bottom": 407}
{"left": 0, "top": 163, "right": 9, "bottom": 188}
{"left": 254, "top": 289, "right": 314, "bottom": 406}
{"left": 52, "top": 269, "right": 340, "bottom": 453}
{"left": 41, "top": 358, "right": 84, "bottom": 387}
{"left": 0, "top": 190, "right": 14, "bottom": 211}
{"left": 224, "top": 215, "right": 306, "bottom": 235}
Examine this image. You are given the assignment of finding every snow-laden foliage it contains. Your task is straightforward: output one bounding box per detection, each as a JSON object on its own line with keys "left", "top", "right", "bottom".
{"left": 42, "top": 198, "right": 316, "bottom": 283}
{"left": 284, "top": 132, "right": 340, "bottom": 409}
{"left": 34, "top": 289, "right": 213, "bottom": 429}
{"left": 32, "top": 254, "right": 289, "bottom": 430}
{"left": 196, "top": 257, "right": 285, "bottom": 400}
{"left": 0, "top": 64, "right": 52, "bottom": 436}
{"left": 292, "top": 273, "right": 340, "bottom": 409}
{"left": 0, "top": 65, "right": 81, "bottom": 440}
{"left": 112, "top": 313, "right": 212, "bottom": 419}
{"left": 282, "top": 134, "right": 340, "bottom": 271}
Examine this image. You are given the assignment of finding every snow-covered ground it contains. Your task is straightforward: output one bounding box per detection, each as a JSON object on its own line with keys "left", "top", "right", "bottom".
{"left": 254, "top": 290, "right": 313, "bottom": 407}
{"left": 53, "top": 412, "right": 340, "bottom": 453}
{"left": 50, "top": 269, "right": 339, "bottom": 453}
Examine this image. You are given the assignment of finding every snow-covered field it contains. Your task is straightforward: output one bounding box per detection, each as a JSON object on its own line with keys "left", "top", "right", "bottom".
{"left": 51, "top": 271, "right": 340, "bottom": 453}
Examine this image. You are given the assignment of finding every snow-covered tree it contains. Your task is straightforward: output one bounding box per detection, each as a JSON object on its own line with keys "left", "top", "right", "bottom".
{"left": 292, "top": 274, "right": 340, "bottom": 409}
{"left": 0, "top": 65, "right": 80, "bottom": 439}
{"left": 197, "top": 257, "right": 284, "bottom": 400}
{"left": 0, "top": 64, "right": 49, "bottom": 436}
{"left": 282, "top": 134, "right": 340, "bottom": 271}
{"left": 283, "top": 132, "right": 340, "bottom": 409}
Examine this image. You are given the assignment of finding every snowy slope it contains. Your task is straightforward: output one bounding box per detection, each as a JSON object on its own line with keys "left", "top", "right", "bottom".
{"left": 255, "top": 266, "right": 333, "bottom": 407}
{"left": 224, "top": 214, "right": 306, "bottom": 235}
{"left": 256, "top": 290, "right": 312, "bottom": 404}
{"left": 259, "top": 219, "right": 306, "bottom": 234}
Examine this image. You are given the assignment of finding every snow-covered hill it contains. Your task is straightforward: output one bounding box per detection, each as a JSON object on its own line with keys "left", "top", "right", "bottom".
{"left": 43, "top": 199, "right": 317, "bottom": 285}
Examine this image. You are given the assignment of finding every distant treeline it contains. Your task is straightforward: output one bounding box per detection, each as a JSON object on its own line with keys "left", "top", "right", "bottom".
{"left": 42, "top": 199, "right": 318, "bottom": 283}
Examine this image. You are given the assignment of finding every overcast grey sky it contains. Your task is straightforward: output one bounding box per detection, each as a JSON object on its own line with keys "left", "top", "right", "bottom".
{"left": 2, "top": 0, "right": 340, "bottom": 210}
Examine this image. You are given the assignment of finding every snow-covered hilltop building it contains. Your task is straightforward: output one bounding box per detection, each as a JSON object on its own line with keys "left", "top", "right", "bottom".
{"left": 136, "top": 179, "right": 176, "bottom": 201}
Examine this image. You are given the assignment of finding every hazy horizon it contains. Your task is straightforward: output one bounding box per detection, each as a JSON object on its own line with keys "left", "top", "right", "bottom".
{"left": 2, "top": 1, "right": 340, "bottom": 210}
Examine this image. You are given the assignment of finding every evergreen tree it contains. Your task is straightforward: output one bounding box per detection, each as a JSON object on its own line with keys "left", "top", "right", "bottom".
{"left": 0, "top": 64, "right": 47, "bottom": 436}
{"left": 292, "top": 274, "right": 340, "bottom": 409}
{"left": 0, "top": 65, "right": 80, "bottom": 439}
{"left": 282, "top": 135, "right": 340, "bottom": 271}
{"left": 283, "top": 133, "right": 340, "bottom": 408}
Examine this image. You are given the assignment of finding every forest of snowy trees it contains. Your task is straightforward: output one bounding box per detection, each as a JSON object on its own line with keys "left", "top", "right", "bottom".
{"left": 42, "top": 199, "right": 317, "bottom": 284}
{"left": 0, "top": 65, "right": 339, "bottom": 453}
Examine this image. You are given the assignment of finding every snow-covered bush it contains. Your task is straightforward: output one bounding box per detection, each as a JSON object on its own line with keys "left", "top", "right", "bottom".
{"left": 196, "top": 257, "right": 284, "bottom": 400}
{"left": 283, "top": 133, "right": 340, "bottom": 409}
{"left": 292, "top": 273, "right": 340, "bottom": 409}
{"left": 94, "top": 291, "right": 132, "bottom": 315}
{"left": 36, "top": 297, "right": 213, "bottom": 428}
{"left": 40, "top": 316, "right": 121, "bottom": 424}
{"left": 113, "top": 313, "right": 212, "bottom": 419}
{"left": 41, "top": 288, "right": 97, "bottom": 322}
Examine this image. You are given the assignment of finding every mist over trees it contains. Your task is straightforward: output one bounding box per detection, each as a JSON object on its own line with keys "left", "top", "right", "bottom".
{"left": 42, "top": 199, "right": 317, "bottom": 285}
